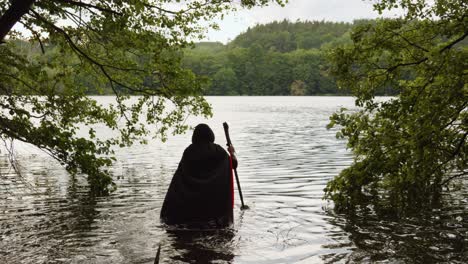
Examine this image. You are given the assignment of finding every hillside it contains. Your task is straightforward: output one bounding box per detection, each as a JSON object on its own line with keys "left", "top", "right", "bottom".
{"left": 182, "top": 20, "right": 359, "bottom": 95}
{"left": 229, "top": 20, "right": 352, "bottom": 52}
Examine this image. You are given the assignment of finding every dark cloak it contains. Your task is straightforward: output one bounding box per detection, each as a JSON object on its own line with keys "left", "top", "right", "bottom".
{"left": 160, "top": 142, "right": 234, "bottom": 227}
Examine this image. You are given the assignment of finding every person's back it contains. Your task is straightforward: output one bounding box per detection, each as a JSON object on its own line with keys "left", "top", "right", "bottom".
{"left": 160, "top": 124, "right": 236, "bottom": 228}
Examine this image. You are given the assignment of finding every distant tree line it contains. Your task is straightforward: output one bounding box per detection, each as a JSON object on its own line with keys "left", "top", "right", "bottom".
{"left": 182, "top": 20, "right": 398, "bottom": 96}
{"left": 9, "top": 20, "right": 399, "bottom": 96}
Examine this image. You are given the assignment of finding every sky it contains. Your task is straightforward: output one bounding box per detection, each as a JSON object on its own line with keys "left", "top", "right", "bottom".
{"left": 9, "top": 0, "right": 403, "bottom": 43}
{"left": 203, "top": 0, "right": 403, "bottom": 43}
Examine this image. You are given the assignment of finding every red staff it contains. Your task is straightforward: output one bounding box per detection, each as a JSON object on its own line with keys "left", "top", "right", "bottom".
{"left": 223, "top": 122, "right": 249, "bottom": 210}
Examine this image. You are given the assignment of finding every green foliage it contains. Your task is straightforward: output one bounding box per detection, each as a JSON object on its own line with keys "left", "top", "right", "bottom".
{"left": 0, "top": 0, "right": 285, "bottom": 194}
{"left": 7, "top": 20, "right": 375, "bottom": 97}
{"left": 212, "top": 67, "right": 238, "bottom": 95}
{"left": 325, "top": 0, "right": 467, "bottom": 211}
{"left": 182, "top": 21, "right": 359, "bottom": 95}
{"left": 289, "top": 80, "right": 306, "bottom": 96}
{"left": 230, "top": 20, "right": 351, "bottom": 52}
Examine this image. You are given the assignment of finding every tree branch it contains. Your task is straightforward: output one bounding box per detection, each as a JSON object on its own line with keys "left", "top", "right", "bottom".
{"left": 433, "top": 131, "right": 468, "bottom": 179}
{"left": 18, "top": 20, "right": 45, "bottom": 54}
{"left": 386, "top": 57, "right": 428, "bottom": 72}
{"left": 391, "top": 29, "right": 429, "bottom": 52}
{"left": 440, "top": 31, "right": 468, "bottom": 53}
{"left": 29, "top": 11, "right": 146, "bottom": 73}
{"left": 0, "top": 73, "right": 40, "bottom": 93}
{"left": 51, "top": 0, "right": 123, "bottom": 16}
{"left": 441, "top": 171, "right": 468, "bottom": 186}
{"left": 0, "top": 0, "right": 36, "bottom": 42}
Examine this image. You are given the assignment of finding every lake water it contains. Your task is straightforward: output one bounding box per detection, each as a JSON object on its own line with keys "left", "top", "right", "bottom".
{"left": 0, "top": 96, "right": 466, "bottom": 263}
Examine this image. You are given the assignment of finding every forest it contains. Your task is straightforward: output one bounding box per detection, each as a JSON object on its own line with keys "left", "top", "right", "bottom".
{"left": 184, "top": 20, "right": 358, "bottom": 95}
{"left": 10, "top": 20, "right": 400, "bottom": 96}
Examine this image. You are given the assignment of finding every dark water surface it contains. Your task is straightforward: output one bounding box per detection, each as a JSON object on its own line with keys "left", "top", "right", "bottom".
{"left": 0, "top": 97, "right": 466, "bottom": 263}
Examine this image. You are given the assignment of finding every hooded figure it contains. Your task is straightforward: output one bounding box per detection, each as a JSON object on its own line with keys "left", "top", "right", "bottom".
{"left": 160, "top": 124, "right": 236, "bottom": 228}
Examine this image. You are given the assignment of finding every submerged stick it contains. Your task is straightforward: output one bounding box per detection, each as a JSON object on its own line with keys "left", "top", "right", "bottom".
{"left": 223, "top": 122, "right": 249, "bottom": 210}
{"left": 154, "top": 243, "right": 161, "bottom": 264}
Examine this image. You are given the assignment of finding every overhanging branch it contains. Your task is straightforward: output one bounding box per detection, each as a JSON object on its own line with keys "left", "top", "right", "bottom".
{"left": 51, "top": 0, "right": 123, "bottom": 16}
{"left": 0, "top": 0, "right": 36, "bottom": 42}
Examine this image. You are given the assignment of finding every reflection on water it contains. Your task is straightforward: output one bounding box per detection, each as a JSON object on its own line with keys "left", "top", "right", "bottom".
{"left": 0, "top": 96, "right": 466, "bottom": 263}
{"left": 324, "top": 194, "right": 468, "bottom": 263}
{"left": 163, "top": 229, "right": 236, "bottom": 263}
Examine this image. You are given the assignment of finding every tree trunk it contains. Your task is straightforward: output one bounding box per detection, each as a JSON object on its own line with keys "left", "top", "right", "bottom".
{"left": 0, "top": 0, "right": 36, "bottom": 43}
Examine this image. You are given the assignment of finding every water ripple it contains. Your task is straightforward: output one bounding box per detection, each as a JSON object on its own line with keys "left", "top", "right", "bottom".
{"left": 0, "top": 97, "right": 466, "bottom": 263}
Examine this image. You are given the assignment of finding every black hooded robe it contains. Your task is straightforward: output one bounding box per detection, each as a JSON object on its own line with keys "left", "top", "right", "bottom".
{"left": 160, "top": 143, "right": 235, "bottom": 228}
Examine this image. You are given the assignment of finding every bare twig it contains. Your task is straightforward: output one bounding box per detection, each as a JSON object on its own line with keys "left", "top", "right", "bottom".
{"left": 52, "top": 0, "right": 123, "bottom": 16}
{"left": 442, "top": 171, "right": 468, "bottom": 186}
